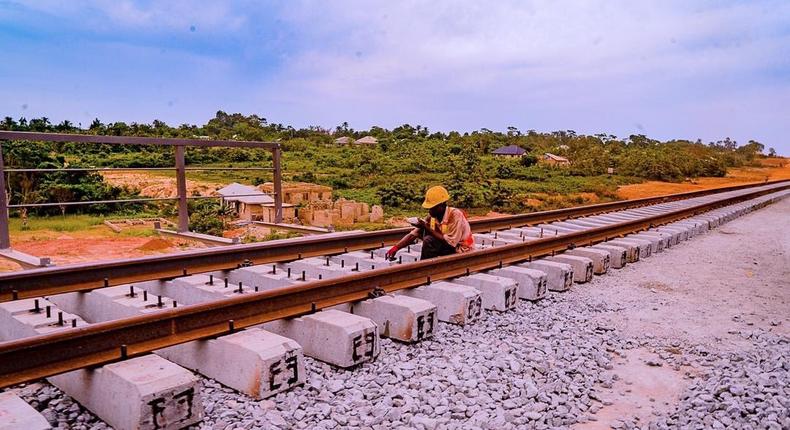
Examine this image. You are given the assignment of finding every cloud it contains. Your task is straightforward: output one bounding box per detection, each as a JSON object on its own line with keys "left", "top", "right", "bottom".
{"left": 1, "top": 0, "right": 788, "bottom": 152}
{"left": 11, "top": 0, "right": 247, "bottom": 32}
{"left": 249, "top": 0, "right": 789, "bottom": 150}
{"left": 271, "top": 1, "right": 787, "bottom": 94}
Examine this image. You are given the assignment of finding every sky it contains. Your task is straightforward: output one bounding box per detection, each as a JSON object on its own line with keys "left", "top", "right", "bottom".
{"left": 1, "top": 1, "right": 788, "bottom": 154}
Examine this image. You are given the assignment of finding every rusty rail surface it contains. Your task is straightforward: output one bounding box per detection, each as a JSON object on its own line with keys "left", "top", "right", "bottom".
{"left": 0, "top": 179, "right": 787, "bottom": 301}
{"left": 0, "top": 182, "right": 786, "bottom": 388}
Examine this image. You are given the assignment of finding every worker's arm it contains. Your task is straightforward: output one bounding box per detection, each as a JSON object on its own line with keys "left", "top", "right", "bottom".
{"left": 385, "top": 232, "right": 419, "bottom": 260}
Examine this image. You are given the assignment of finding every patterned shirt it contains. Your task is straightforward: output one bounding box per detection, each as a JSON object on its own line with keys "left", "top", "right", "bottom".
{"left": 409, "top": 207, "right": 474, "bottom": 253}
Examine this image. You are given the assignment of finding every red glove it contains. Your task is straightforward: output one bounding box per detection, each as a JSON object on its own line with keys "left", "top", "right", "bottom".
{"left": 385, "top": 246, "right": 399, "bottom": 260}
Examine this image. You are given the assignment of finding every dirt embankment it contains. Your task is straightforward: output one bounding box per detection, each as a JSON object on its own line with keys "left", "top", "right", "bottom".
{"left": 617, "top": 157, "right": 790, "bottom": 200}
{"left": 100, "top": 172, "right": 223, "bottom": 198}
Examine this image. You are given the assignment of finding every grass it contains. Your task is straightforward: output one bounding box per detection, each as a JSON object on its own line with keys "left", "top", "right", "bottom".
{"left": 8, "top": 213, "right": 163, "bottom": 240}
{"left": 9, "top": 215, "right": 104, "bottom": 233}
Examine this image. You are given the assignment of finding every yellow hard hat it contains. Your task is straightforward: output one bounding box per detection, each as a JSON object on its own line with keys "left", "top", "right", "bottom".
{"left": 422, "top": 185, "right": 450, "bottom": 208}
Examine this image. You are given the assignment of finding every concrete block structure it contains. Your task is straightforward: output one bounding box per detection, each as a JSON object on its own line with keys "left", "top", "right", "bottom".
{"left": 536, "top": 224, "right": 574, "bottom": 236}
{"left": 487, "top": 266, "right": 548, "bottom": 301}
{"left": 223, "top": 265, "right": 307, "bottom": 293}
{"left": 604, "top": 240, "right": 641, "bottom": 263}
{"left": 136, "top": 275, "right": 233, "bottom": 306}
{"left": 653, "top": 227, "right": 683, "bottom": 244}
{"left": 565, "top": 247, "right": 611, "bottom": 274}
{"left": 48, "top": 285, "right": 174, "bottom": 322}
{"left": 262, "top": 310, "right": 380, "bottom": 368}
{"left": 51, "top": 284, "right": 308, "bottom": 401}
{"left": 0, "top": 392, "right": 51, "bottom": 430}
{"left": 608, "top": 238, "right": 651, "bottom": 259}
{"left": 156, "top": 329, "right": 305, "bottom": 399}
{"left": 49, "top": 355, "right": 203, "bottom": 430}
{"left": 627, "top": 233, "right": 665, "bottom": 254}
{"left": 374, "top": 246, "right": 421, "bottom": 263}
{"left": 281, "top": 258, "right": 352, "bottom": 280}
{"left": 450, "top": 273, "right": 519, "bottom": 311}
{"left": 400, "top": 282, "right": 483, "bottom": 326}
{"left": 635, "top": 231, "right": 673, "bottom": 249}
{"left": 329, "top": 251, "right": 396, "bottom": 270}
{"left": 0, "top": 299, "right": 203, "bottom": 430}
{"left": 352, "top": 295, "right": 437, "bottom": 342}
{"left": 494, "top": 231, "right": 539, "bottom": 244}
{"left": 0, "top": 298, "right": 88, "bottom": 339}
{"left": 546, "top": 255, "right": 594, "bottom": 283}
{"left": 522, "top": 260, "right": 573, "bottom": 291}
{"left": 591, "top": 244, "right": 628, "bottom": 269}
{"left": 472, "top": 233, "right": 512, "bottom": 247}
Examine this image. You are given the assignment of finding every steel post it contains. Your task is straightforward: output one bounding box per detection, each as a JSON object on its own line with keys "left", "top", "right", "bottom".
{"left": 0, "top": 144, "right": 10, "bottom": 249}
{"left": 273, "top": 145, "right": 283, "bottom": 223}
{"left": 175, "top": 145, "right": 189, "bottom": 232}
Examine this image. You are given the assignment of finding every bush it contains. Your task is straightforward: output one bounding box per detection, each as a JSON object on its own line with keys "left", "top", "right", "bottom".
{"left": 376, "top": 181, "right": 421, "bottom": 208}
{"left": 188, "top": 201, "right": 228, "bottom": 236}
{"left": 520, "top": 154, "right": 538, "bottom": 167}
{"left": 495, "top": 163, "right": 514, "bottom": 179}
{"left": 486, "top": 181, "right": 514, "bottom": 211}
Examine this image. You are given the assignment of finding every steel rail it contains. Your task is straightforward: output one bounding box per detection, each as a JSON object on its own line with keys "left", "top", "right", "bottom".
{"left": 0, "top": 179, "right": 787, "bottom": 301}
{"left": 0, "top": 131, "right": 279, "bottom": 150}
{"left": 0, "top": 183, "right": 786, "bottom": 388}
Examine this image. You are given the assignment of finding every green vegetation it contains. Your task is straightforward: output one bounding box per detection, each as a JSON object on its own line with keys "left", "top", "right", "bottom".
{"left": 1, "top": 114, "right": 768, "bottom": 223}
{"left": 187, "top": 200, "right": 234, "bottom": 237}
{"left": 8, "top": 214, "right": 104, "bottom": 233}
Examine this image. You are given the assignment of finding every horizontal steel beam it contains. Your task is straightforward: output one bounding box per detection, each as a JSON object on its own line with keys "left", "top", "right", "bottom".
{"left": 0, "top": 131, "right": 279, "bottom": 150}
{"left": 4, "top": 167, "right": 274, "bottom": 173}
{"left": 7, "top": 193, "right": 276, "bottom": 209}
{"left": 0, "top": 182, "right": 784, "bottom": 388}
{"left": 0, "top": 179, "right": 786, "bottom": 301}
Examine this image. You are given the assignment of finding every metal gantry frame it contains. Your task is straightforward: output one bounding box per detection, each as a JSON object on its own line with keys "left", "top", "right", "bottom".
{"left": 0, "top": 131, "right": 283, "bottom": 265}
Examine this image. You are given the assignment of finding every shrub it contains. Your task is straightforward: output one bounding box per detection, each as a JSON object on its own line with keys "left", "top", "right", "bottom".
{"left": 188, "top": 201, "right": 228, "bottom": 236}
{"left": 377, "top": 181, "right": 421, "bottom": 208}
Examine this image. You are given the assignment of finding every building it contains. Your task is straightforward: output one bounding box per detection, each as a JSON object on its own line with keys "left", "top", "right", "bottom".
{"left": 541, "top": 153, "right": 571, "bottom": 167}
{"left": 259, "top": 182, "right": 333, "bottom": 205}
{"left": 354, "top": 136, "right": 378, "bottom": 146}
{"left": 492, "top": 144, "right": 527, "bottom": 158}
{"left": 333, "top": 136, "right": 352, "bottom": 145}
{"left": 298, "top": 199, "right": 385, "bottom": 227}
{"left": 216, "top": 183, "right": 295, "bottom": 222}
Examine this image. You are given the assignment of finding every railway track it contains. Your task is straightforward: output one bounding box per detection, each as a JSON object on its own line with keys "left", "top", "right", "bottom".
{"left": 0, "top": 180, "right": 787, "bottom": 430}
{"left": 0, "top": 179, "right": 786, "bottom": 301}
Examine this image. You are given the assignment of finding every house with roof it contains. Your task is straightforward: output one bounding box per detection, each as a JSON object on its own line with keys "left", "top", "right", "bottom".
{"left": 492, "top": 144, "right": 527, "bottom": 158}
{"left": 354, "top": 136, "right": 378, "bottom": 146}
{"left": 541, "top": 152, "right": 571, "bottom": 167}
{"left": 333, "top": 136, "right": 352, "bottom": 145}
{"left": 216, "top": 183, "right": 295, "bottom": 222}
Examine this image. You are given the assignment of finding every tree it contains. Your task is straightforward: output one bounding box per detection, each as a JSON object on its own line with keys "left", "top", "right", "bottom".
{"left": 48, "top": 186, "right": 74, "bottom": 217}
{"left": 768, "top": 147, "right": 777, "bottom": 157}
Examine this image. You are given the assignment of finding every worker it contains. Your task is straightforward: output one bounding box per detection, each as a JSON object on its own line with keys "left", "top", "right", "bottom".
{"left": 385, "top": 185, "right": 474, "bottom": 260}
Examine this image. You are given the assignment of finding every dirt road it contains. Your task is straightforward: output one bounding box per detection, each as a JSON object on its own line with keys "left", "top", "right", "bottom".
{"left": 575, "top": 195, "right": 789, "bottom": 428}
